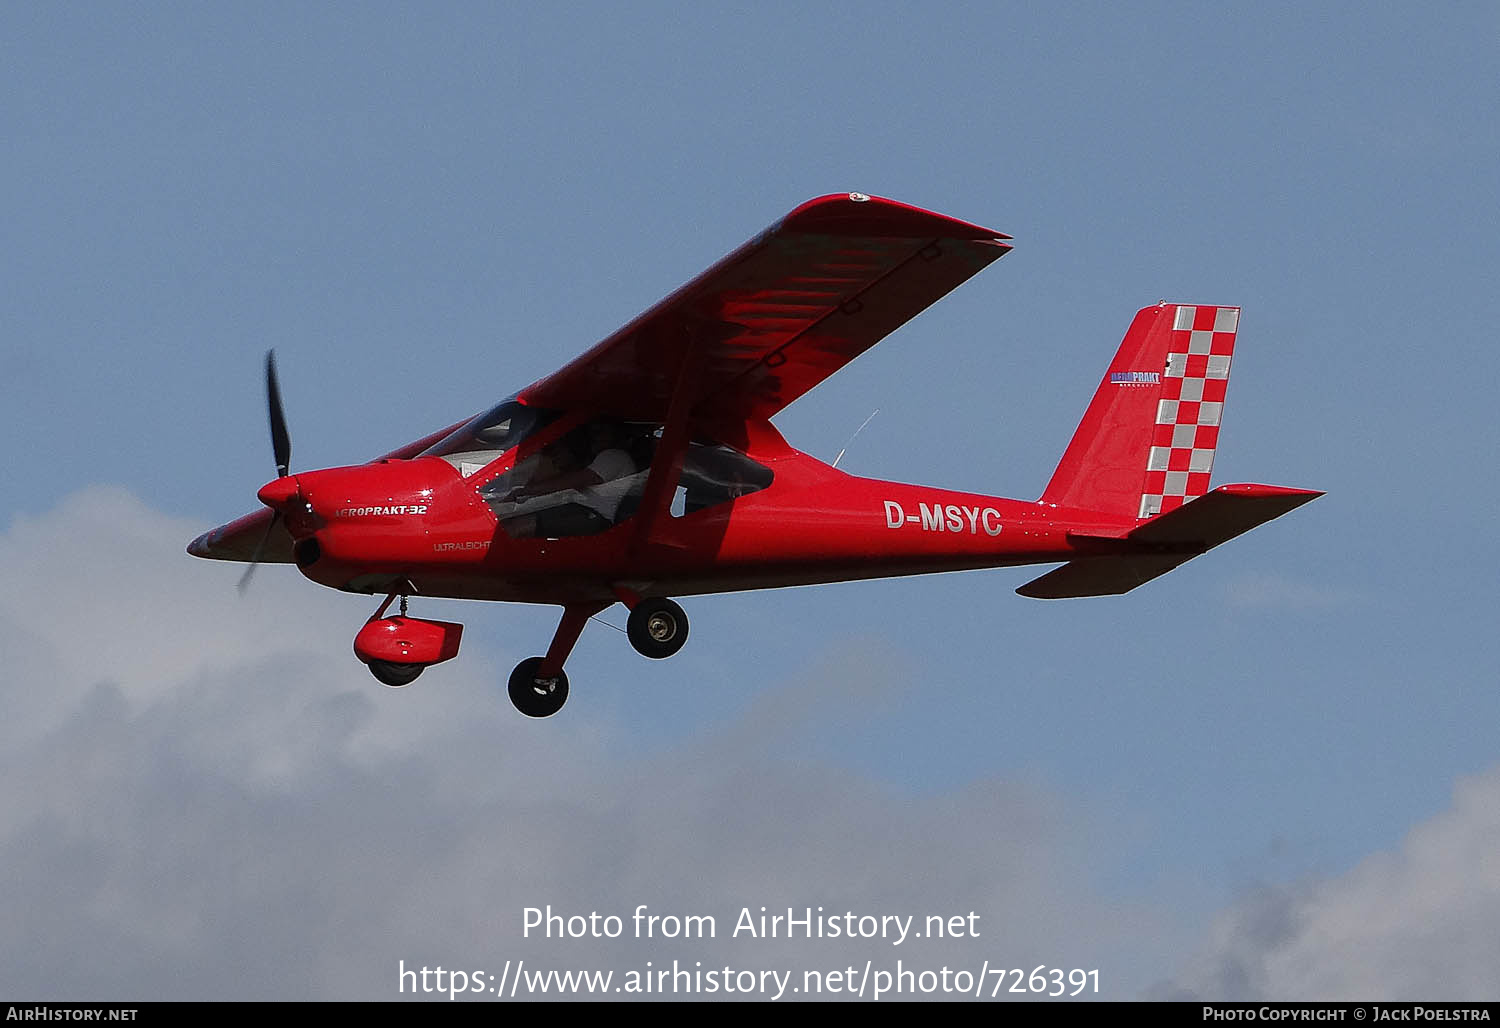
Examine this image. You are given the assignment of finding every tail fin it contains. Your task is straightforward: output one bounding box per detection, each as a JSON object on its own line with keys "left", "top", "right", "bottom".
{"left": 1041, "top": 303, "right": 1239, "bottom": 519}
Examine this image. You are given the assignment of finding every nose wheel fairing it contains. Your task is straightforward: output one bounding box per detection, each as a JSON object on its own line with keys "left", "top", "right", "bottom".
{"left": 353, "top": 591, "right": 463, "bottom": 687}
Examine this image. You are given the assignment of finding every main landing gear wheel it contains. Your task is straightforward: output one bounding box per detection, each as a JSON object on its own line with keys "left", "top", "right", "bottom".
{"left": 626, "top": 597, "right": 688, "bottom": 659}
{"left": 368, "top": 660, "right": 424, "bottom": 687}
{"left": 508, "top": 657, "right": 569, "bottom": 718}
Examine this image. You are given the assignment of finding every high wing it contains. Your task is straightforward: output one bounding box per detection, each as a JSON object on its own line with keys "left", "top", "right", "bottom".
{"left": 518, "top": 193, "right": 1011, "bottom": 424}
{"left": 189, "top": 194, "right": 1009, "bottom": 564}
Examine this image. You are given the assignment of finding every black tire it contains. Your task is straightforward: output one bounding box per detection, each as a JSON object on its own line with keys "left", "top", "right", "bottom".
{"left": 508, "top": 657, "right": 569, "bottom": 718}
{"left": 626, "top": 597, "right": 689, "bottom": 659}
{"left": 368, "top": 659, "right": 424, "bottom": 687}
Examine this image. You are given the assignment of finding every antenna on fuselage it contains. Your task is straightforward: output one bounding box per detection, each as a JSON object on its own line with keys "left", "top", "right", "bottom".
{"left": 832, "top": 409, "right": 880, "bottom": 470}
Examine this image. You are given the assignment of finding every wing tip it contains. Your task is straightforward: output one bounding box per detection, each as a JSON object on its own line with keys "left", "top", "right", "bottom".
{"left": 1210, "top": 483, "right": 1325, "bottom": 503}
{"left": 783, "top": 192, "right": 1010, "bottom": 241}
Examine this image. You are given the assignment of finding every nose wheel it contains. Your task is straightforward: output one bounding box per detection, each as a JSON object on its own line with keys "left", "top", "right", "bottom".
{"left": 626, "top": 597, "right": 688, "bottom": 659}
{"left": 368, "top": 659, "right": 423, "bottom": 687}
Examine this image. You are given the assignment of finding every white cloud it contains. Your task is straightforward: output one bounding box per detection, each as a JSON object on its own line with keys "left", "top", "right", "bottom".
{"left": 19, "top": 488, "right": 1492, "bottom": 1002}
{"left": 0, "top": 488, "right": 1175, "bottom": 1000}
{"left": 1222, "top": 571, "right": 1364, "bottom": 612}
{"left": 1160, "top": 768, "right": 1500, "bottom": 1000}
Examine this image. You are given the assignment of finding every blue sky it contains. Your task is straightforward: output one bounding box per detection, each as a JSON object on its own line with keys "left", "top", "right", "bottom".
{"left": 3, "top": 3, "right": 1497, "bottom": 1000}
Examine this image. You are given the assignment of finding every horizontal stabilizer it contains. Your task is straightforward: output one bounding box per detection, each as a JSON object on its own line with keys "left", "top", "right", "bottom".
{"left": 1017, "top": 483, "right": 1322, "bottom": 598}
{"left": 1015, "top": 554, "right": 1194, "bottom": 598}
{"left": 1126, "top": 482, "right": 1322, "bottom": 547}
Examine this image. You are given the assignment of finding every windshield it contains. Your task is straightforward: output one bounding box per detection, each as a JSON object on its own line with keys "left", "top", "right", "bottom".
{"left": 420, "top": 399, "right": 561, "bottom": 477}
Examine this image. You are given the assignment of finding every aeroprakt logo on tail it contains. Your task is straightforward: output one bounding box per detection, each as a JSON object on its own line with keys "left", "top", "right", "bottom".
{"left": 1110, "top": 371, "right": 1161, "bottom": 386}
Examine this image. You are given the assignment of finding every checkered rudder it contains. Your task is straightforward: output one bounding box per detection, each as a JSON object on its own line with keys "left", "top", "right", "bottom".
{"left": 1138, "top": 305, "right": 1237, "bottom": 519}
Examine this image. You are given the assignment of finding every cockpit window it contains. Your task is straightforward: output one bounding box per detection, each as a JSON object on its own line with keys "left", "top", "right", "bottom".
{"left": 421, "top": 400, "right": 561, "bottom": 477}
{"left": 676, "top": 442, "right": 773, "bottom": 516}
{"left": 479, "top": 423, "right": 772, "bottom": 539}
{"left": 481, "top": 418, "right": 654, "bottom": 539}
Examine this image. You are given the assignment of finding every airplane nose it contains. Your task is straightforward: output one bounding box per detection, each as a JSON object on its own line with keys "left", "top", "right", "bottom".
{"left": 257, "top": 475, "right": 301, "bottom": 510}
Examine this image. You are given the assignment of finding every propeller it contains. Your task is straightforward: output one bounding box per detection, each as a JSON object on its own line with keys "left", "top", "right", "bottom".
{"left": 266, "top": 350, "right": 292, "bottom": 479}
{"left": 239, "top": 350, "right": 296, "bottom": 593}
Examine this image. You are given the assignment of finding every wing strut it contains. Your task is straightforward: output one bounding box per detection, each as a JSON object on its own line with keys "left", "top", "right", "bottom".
{"left": 627, "top": 323, "right": 712, "bottom": 553}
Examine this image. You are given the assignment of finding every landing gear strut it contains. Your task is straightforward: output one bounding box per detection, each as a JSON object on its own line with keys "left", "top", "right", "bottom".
{"left": 507, "top": 603, "right": 602, "bottom": 718}
{"left": 503, "top": 595, "right": 690, "bottom": 717}
{"left": 626, "top": 597, "right": 688, "bottom": 659}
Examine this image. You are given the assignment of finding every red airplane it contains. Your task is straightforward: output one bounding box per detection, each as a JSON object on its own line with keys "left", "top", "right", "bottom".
{"left": 189, "top": 193, "right": 1320, "bottom": 717}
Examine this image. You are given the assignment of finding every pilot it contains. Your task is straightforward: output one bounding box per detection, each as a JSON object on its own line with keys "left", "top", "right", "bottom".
{"left": 501, "top": 421, "right": 640, "bottom": 537}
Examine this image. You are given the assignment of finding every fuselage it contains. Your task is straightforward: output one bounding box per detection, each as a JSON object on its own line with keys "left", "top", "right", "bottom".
{"left": 246, "top": 415, "right": 1132, "bottom": 606}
